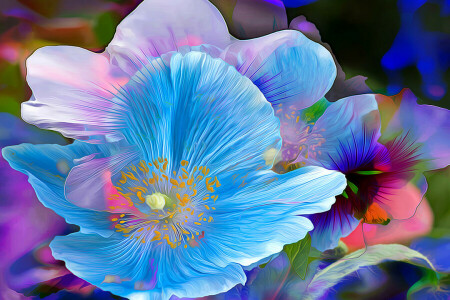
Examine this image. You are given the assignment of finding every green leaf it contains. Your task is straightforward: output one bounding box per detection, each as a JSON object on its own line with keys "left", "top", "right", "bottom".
{"left": 283, "top": 234, "right": 312, "bottom": 279}
{"left": 341, "top": 190, "right": 349, "bottom": 199}
{"left": 305, "top": 244, "right": 438, "bottom": 299}
{"left": 355, "top": 170, "right": 383, "bottom": 175}
{"left": 300, "top": 98, "right": 330, "bottom": 123}
{"left": 347, "top": 180, "right": 359, "bottom": 194}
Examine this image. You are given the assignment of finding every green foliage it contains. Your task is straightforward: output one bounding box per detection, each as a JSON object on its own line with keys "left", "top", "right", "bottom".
{"left": 305, "top": 244, "right": 438, "bottom": 299}
{"left": 424, "top": 167, "right": 450, "bottom": 236}
{"left": 300, "top": 98, "right": 330, "bottom": 124}
{"left": 355, "top": 170, "right": 383, "bottom": 175}
{"left": 283, "top": 234, "right": 312, "bottom": 279}
{"left": 94, "top": 12, "right": 120, "bottom": 46}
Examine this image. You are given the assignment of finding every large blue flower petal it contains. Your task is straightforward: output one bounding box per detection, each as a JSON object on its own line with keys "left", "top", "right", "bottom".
{"left": 44, "top": 52, "right": 345, "bottom": 300}
{"left": 60, "top": 51, "right": 281, "bottom": 211}
{"left": 68, "top": 51, "right": 281, "bottom": 208}
{"left": 2, "top": 142, "right": 116, "bottom": 237}
{"left": 50, "top": 232, "right": 246, "bottom": 300}
{"left": 209, "top": 166, "right": 346, "bottom": 266}
{"left": 221, "top": 30, "right": 336, "bottom": 109}
{"left": 50, "top": 165, "right": 344, "bottom": 299}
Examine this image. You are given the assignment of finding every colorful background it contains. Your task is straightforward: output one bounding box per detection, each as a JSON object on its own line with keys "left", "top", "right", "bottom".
{"left": 0, "top": 0, "right": 448, "bottom": 299}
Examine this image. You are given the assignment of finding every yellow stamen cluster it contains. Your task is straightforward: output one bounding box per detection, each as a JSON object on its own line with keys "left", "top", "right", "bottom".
{"left": 275, "top": 104, "right": 326, "bottom": 170}
{"left": 107, "top": 158, "right": 221, "bottom": 249}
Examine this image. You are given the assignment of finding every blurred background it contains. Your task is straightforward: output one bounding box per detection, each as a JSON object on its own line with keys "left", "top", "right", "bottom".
{"left": 0, "top": 0, "right": 448, "bottom": 299}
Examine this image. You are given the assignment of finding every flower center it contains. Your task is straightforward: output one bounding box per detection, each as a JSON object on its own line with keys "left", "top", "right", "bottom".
{"left": 145, "top": 192, "right": 171, "bottom": 210}
{"left": 107, "top": 158, "right": 221, "bottom": 249}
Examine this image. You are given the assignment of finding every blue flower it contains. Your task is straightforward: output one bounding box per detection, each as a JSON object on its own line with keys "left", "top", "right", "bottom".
{"left": 2, "top": 0, "right": 346, "bottom": 297}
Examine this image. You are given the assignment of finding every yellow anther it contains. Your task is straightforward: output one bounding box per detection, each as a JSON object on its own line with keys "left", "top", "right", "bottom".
{"left": 136, "top": 191, "right": 145, "bottom": 203}
{"left": 202, "top": 167, "right": 210, "bottom": 175}
{"left": 151, "top": 231, "right": 161, "bottom": 241}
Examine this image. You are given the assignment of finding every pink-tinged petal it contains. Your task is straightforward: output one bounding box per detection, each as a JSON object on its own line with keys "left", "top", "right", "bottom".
{"left": 376, "top": 89, "right": 450, "bottom": 170}
{"left": 376, "top": 177, "right": 427, "bottom": 220}
{"left": 65, "top": 149, "right": 142, "bottom": 212}
{"left": 221, "top": 30, "right": 336, "bottom": 109}
{"left": 289, "top": 15, "right": 371, "bottom": 102}
{"left": 23, "top": 46, "right": 129, "bottom": 143}
{"left": 106, "top": 0, "right": 230, "bottom": 74}
{"left": 342, "top": 184, "right": 433, "bottom": 252}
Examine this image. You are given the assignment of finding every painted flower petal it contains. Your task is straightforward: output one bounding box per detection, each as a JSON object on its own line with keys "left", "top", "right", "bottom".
{"left": 2, "top": 142, "right": 115, "bottom": 237}
{"left": 60, "top": 50, "right": 281, "bottom": 210}
{"left": 22, "top": 46, "right": 128, "bottom": 143}
{"left": 50, "top": 166, "right": 345, "bottom": 299}
{"left": 220, "top": 30, "right": 336, "bottom": 109}
{"left": 342, "top": 189, "right": 433, "bottom": 251}
{"left": 106, "top": 0, "right": 230, "bottom": 74}
{"left": 306, "top": 94, "right": 381, "bottom": 168}
{"left": 410, "top": 236, "right": 450, "bottom": 273}
{"left": 50, "top": 232, "right": 246, "bottom": 300}
{"left": 210, "top": 166, "right": 346, "bottom": 264}
{"left": 289, "top": 15, "right": 372, "bottom": 102}
{"left": 377, "top": 89, "right": 450, "bottom": 170}
{"left": 375, "top": 177, "right": 427, "bottom": 220}
{"left": 65, "top": 147, "right": 140, "bottom": 211}
{"left": 39, "top": 52, "right": 346, "bottom": 300}
{"left": 308, "top": 206, "right": 360, "bottom": 251}
{"left": 114, "top": 51, "right": 281, "bottom": 184}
